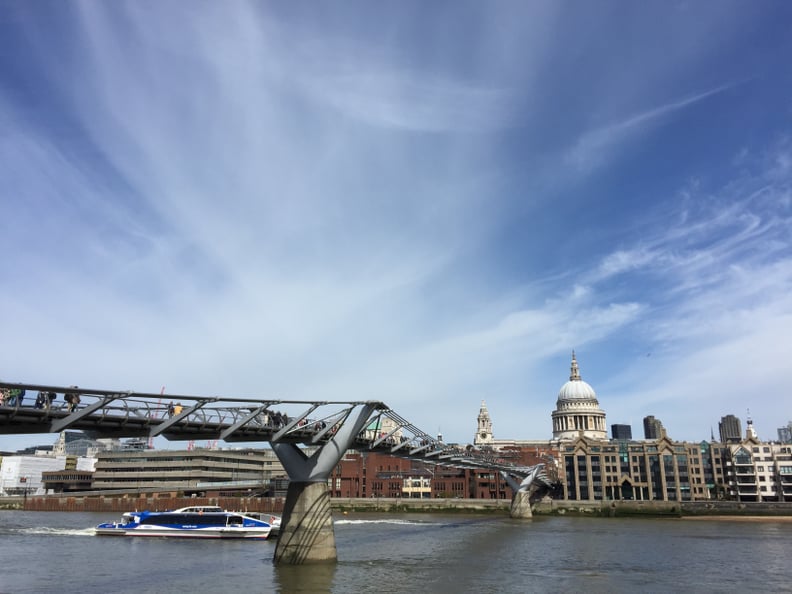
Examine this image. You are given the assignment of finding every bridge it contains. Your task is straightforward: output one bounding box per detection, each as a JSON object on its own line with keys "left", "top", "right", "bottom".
{"left": 0, "top": 381, "right": 552, "bottom": 564}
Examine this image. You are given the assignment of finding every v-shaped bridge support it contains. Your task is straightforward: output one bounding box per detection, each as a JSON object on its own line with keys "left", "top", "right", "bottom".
{"left": 501, "top": 465, "right": 544, "bottom": 519}
{"left": 272, "top": 402, "right": 379, "bottom": 565}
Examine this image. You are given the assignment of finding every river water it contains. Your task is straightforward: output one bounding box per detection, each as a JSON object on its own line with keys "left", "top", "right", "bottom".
{"left": 1, "top": 511, "right": 790, "bottom": 593}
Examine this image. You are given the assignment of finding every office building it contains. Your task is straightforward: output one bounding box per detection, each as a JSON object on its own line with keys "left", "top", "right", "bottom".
{"left": 0, "top": 455, "right": 95, "bottom": 496}
{"left": 643, "top": 416, "right": 664, "bottom": 439}
{"left": 611, "top": 424, "right": 632, "bottom": 440}
{"left": 777, "top": 422, "right": 792, "bottom": 444}
{"left": 719, "top": 415, "right": 742, "bottom": 443}
{"left": 91, "top": 448, "right": 285, "bottom": 493}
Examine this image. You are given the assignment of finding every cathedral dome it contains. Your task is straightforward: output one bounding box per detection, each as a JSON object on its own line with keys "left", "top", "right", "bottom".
{"left": 551, "top": 351, "right": 607, "bottom": 440}
{"left": 557, "top": 378, "right": 597, "bottom": 401}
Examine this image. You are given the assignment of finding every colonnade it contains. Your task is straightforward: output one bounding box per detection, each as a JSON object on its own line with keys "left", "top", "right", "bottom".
{"left": 552, "top": 413, "right": 606, "bottom": 434}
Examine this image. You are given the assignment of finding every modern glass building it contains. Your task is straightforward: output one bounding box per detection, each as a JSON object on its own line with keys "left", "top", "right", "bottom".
{"left": 611, "top": 424, "right": 632, "bottom": 440}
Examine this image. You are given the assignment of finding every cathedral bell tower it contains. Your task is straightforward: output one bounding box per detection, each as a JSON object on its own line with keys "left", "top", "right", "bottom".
{"left": 474, "top": 400, "right": 494, "bottom": 446}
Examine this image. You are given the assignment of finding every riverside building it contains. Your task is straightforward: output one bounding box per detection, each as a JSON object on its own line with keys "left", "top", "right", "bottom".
{"left": 554, "top": 384, "right": 792, "bottom": 501}
{"left": 722, "top": 419, "right": 792, "bottom": 502}
{"left": 91, "top": 447, "right": 286, "bottom": 494}
{"left": 0, "top": 453, "right": 96, "bottom": 496}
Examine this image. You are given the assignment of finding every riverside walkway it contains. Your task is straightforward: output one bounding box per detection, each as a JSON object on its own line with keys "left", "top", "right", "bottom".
{"left": 0, "top": 380, "right": 551, "bottom": 564}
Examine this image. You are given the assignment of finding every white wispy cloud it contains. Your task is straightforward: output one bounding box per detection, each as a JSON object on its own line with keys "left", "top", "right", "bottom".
{"left": 566, "top": 84, "right": 738, "bottom": 172}
{"left": 304, "top": 73, "right": 516, "bottom": 133}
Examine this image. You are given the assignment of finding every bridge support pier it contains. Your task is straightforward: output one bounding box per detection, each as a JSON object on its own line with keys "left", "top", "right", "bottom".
{"left": 510, "top": 490, "right": 533, "bottom": 519}
{"left": 272, "top": 402, "right": 380, "bottom": 565}
{"left": 274, "top": 481, "right": 336, "bottom": 564}
{"left": 501, "top": 466, "right": 544, "bottom": 520}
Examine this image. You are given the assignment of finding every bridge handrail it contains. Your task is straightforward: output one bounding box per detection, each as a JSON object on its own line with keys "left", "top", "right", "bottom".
{"left": 1, "top": 381, "right": 548, "bottom": 481}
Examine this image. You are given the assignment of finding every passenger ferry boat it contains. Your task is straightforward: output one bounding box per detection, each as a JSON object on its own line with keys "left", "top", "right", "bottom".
{"left": 95, "top": 505, "right": 281, "bottom": 539}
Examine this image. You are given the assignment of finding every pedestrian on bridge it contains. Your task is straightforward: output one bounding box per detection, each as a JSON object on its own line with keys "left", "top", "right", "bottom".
{"left": 65, "top": 387, "right": 81, "bottom": 412}
{"left": 6, "top": 388, "right": 24, "bottom": 407}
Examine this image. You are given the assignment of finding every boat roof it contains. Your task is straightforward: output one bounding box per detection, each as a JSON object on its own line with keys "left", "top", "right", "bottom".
{"left": 172, "top": 506, "right": 225, "bottom": 513}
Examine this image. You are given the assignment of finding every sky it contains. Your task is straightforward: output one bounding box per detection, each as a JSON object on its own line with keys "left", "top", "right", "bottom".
{"left": 1, "top": 1, "right": 791, "bottom": 452}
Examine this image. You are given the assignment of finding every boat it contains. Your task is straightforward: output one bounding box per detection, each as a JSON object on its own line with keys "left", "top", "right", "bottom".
{"left": 95, "top": 505, "right": 279, "bottom": 539}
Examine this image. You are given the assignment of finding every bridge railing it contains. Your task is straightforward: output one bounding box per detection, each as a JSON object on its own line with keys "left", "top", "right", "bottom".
{"left": 0, "top": 381, "right": 383, "bottom": 442}
{"left": 348, "top": 407, "right": 542, "bottom": 476}
{"left": 1, "top": 381, "right": 547, "bottom": 482}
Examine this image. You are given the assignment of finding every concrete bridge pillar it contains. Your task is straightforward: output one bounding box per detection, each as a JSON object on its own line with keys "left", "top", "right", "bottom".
{"left": 510, "top": 489, "right": 533, "bottom": 519}
{"left": 501, "top": 465, "right": 543, "bottom": 520}
{"left": 274, "top": 481, "right": 336, "bottom": 564}
{"left": 272, "top": 402, "right": 379, "bottom": 565}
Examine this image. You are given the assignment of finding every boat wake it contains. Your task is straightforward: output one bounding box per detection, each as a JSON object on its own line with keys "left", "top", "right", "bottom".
{"left": 13, "top": 526, "right": 95, "bottom": 537}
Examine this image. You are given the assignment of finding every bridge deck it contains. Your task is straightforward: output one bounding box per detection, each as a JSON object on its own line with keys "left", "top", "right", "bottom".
{"left": 0, "top": 381, "right": 551, "bottom": 480}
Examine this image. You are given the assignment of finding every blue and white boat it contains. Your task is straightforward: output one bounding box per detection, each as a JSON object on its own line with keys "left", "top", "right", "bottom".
{"left": 95, "top": 505, "right": 280, "bottom": 539}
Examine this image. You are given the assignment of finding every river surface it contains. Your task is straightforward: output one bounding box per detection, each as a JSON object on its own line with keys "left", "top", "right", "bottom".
{"left": 1, "top": 511, "right": 790, "bottom": 593}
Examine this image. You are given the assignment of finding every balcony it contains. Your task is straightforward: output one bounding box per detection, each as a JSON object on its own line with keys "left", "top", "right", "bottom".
{"left": 735, "top": 477, "right": 757, "bottom": 485}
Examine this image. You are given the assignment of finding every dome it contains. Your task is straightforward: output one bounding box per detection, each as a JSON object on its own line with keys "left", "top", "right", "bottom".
{"left": 557, "top": 378, "right": 597, "bottom": 401}
{"left": 555, "top": 351, "right": 598, "bottom": 402}
{"left": 551, "top": 351, "right": 607, "bottom": 441}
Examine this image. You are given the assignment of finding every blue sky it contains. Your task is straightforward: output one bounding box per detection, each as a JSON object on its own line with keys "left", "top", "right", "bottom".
{"left": 1, "top": 1, "right": 791, "bottom": 452}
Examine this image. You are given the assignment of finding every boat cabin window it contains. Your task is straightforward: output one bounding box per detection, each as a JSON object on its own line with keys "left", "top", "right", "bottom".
{"left": 140, "top": 514, "right": 227, "bottom": 527}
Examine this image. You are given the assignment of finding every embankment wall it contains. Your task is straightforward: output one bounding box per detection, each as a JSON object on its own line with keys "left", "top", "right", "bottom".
{"left": 3, "top": 495, "right": 792, "bottom": 517}
{"left": 532, "top": 499, "right": 792, "bottom": 518}
{"left": 0, "top": 494, "right": 284, "bottom": 513}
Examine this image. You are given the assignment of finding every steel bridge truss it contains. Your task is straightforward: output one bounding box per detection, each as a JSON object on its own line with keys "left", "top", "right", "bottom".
{"left": 0, "top": 381, "right": 550, "bottom": 485}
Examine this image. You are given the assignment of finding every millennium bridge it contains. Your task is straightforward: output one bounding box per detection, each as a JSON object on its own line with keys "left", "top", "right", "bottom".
{"left": 0, "top": 381, "right": 552, "bottom": 565}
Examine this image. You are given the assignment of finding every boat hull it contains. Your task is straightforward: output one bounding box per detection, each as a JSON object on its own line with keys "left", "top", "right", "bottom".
{"left": 95, "top": 526, "right": 271, "bottom": 539}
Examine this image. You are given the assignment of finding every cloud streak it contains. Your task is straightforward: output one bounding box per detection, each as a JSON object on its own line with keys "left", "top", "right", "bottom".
{"left": 566, "top": 83, "right": 740, "bottom": 172}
